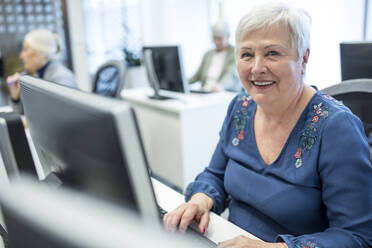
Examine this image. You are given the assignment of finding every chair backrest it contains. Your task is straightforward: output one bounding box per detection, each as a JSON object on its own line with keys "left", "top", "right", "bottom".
{"left": 92, "top": 60, "right": 126, "bottom": 98}
{"left": 322, "top": 79, "right": 372, "bottom": 138}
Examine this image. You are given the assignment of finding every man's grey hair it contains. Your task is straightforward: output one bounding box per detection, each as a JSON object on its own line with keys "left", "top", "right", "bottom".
{"left": 235, "top": 2, "right": 311, "bottom": 59}
{"left": 212, "top": 21, "right": 231, "bottom": 38}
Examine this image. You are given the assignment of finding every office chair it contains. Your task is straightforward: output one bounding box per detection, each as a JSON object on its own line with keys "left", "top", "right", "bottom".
{"left": 322, "top": 78, "right": 372, "bottom": 146}
{"left": 92, "top": 60, "right": 126, "bottom": 98}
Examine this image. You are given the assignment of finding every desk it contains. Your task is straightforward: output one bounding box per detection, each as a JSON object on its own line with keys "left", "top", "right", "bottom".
{"left": 121, "top": 88, "right": 235, "bottom": 189}
{"left": 151, "top": 177, "right": 260, "bottom": 243}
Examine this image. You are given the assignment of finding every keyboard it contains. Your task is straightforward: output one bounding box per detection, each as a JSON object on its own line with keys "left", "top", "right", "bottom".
{"left": 159, "top": 206, "right": 217, "bottom": 247}
{"left": 190, "top": 89, "right": 213, "bottom": 94}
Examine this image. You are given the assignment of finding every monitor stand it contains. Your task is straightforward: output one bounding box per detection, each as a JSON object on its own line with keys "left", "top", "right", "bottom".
{"left": 149, "top": 95, "right": 173, "bottom": 100}
{"left": 148, "top": 91, "right": 174, "bottom": 100}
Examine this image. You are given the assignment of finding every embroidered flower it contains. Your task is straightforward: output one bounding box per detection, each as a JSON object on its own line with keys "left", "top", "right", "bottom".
{"left": 321, "top": 93, "right": 343, "bottom": 105}
{"left": 295, "top": 158, "right": 303, "bottom": 168}
{"left": 232, "top": 111, "right": 247, "bottom": 130}
{"left": 294, "top": 148, "right": 302, "bottom": 159}
{"left": 237, "top": 95, "right": 250, "bottom": 102}
{"left": 232, "top": 137, "right": 240, "bottom": 146}
{"left": 231, "top": 95, "right": 251, "bottom": 146}
{"left": 294, "top": 101, "right": 329, "bottom": 168}
{"left": 311, "top": 115, "right": 319, "bottom": 123}
{"left": 300, "top": 134, "right": 317, "bottom": 151}
{"left": 238, "top": 130, "right": 244, "bottom": 140}
{"left": 295, "top": 240, "right": 320, "bottom": 248}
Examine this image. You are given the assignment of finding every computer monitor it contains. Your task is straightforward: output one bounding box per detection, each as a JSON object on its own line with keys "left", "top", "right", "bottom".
{"left": 340, "top": 42, "right": 372, "bottom": 81}
{"left": 0, "top": 177, "right": 197, "bottom": 248}
{"left": 0, "top": 112, "right": 38, "bottom": 181}
{"left": 142, "top": 46, "right": 189, "bottom": 100}
{"left": 19, "top": 75, "right": 159, "bottom": 221}
{"left": 18, "top": 76, "right": 217, "bottom": 248}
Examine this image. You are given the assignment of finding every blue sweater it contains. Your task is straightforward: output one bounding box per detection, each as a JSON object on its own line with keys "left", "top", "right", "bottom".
{"left": 185, "top": 91, "right": 372, "bottom": 248}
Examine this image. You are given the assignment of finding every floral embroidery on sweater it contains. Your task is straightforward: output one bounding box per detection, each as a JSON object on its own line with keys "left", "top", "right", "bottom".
{"left": 294, "top": 102, "right": 329, "bottom": 168}
{"left": 295, "top": 240, "right": 320, "bottom": 248}
{"left": 231, "top": 95, "right": 251, "bottom": 146}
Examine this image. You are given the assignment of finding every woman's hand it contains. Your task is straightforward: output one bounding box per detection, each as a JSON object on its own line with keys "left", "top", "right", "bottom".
{"left": 163, "top": 193, "right": 213, "bottom": 234}
{"left": 212, "top": 84, "right": 223, "bottom": 93}
{"left": 217, "top": 235, "right": 288, "bottom": 248}
{"left": 6, "top": 73, "right": 21, "bottom": 100}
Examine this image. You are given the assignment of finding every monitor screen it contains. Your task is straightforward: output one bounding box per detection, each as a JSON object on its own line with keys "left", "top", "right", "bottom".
{"left": 340, "top": 42, "right": 372, "bottom": 81}
{"left": 19, "top": 75, "right": 159, "bottom": 220}
{"left": 142, "top": 46, "right": 189, "bottom": 99}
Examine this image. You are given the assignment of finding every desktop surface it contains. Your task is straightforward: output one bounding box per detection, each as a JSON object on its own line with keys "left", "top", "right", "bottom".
{"left": 121, "top": 87, "right": 235, "bottom": 113}
{"left": 152, "top": 178, "right": 260, "bottom": 244}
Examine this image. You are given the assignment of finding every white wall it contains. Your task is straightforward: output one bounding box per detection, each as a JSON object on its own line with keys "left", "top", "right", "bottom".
{"left": 66, "top": 0, "right": 91, "bottom": 91}
{"left": 223, "top": 0, "right": 365, "bottom": 89}
{"left": 139, "top": 0, "right": 216, "bottom": 78}
{"left": 70, "top": 0, "right": 369, "bottom": 90}
{"left": 367, "top": 0, "right": 372, "bottom": 39}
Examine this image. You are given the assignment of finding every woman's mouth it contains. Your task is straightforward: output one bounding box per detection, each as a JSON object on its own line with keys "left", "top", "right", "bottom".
{"left": 250, "top": 81, "right": 276, "bottom": 87}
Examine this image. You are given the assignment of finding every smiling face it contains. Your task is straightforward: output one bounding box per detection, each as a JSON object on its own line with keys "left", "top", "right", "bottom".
{"left": 236, "top": 22, "right": 309, "bottom": 107}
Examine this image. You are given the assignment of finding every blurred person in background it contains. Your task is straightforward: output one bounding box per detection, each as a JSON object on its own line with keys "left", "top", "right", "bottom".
{"left": 189, "top": 21, "right": 241, "bottom": 92}
{"left": 6, "top": 29, "right": 77, "bottom": 114}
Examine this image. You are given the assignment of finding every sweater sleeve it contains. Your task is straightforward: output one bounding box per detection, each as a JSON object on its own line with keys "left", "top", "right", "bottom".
{"left": 277, "top": 111, "right": 372, "bottom": 248}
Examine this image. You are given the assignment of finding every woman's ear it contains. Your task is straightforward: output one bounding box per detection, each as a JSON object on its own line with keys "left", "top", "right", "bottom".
{"left": 301, "top": 48, "right": 310, "bottom": 74}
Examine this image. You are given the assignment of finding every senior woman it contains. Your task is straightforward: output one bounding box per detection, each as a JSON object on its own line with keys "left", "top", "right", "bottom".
{"left": 163, "top": 2, "right": 372, "bottom": 248}
{"left": 6, "top": 29, "right": 77, "bottom": 113}
{"left": 189, "top": 21, "right": 241, "bottom": 92}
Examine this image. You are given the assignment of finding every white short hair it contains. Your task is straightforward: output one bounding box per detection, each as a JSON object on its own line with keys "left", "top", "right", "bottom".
{"left": 24, "top": 29, "right": 61, "bottom": 59}
{"left": 212, "top": 21, "right": 230, "bottom": 38}
{"left": 235, "top": 2, "right": 311, "bottom": 59}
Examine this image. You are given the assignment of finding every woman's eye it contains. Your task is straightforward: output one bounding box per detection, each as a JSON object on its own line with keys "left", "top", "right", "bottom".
{"left": 267, "top": 51, "right": 279, "bottom": 56}
{"left": 241, "top": 52, "right": 253, "bottom": 58}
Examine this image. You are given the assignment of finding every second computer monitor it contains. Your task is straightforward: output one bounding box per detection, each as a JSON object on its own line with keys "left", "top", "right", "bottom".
{"left": 19, "top": 75, "right": 159, "bottom": 221}
{"left": 340, "top": 42, "right": 372, "bottom": 81}
{"left": 142, "top": 46, "right": 189, "bottom": 98}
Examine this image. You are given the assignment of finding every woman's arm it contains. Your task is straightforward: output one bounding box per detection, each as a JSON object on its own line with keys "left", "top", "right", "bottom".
{"left": 278, "top": 111, "right": 372, "bottom": 247}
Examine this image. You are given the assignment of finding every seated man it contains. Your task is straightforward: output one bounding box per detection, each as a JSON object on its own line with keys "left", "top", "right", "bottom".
{"left": 189, "top": 22, "right": 241, "bottom": 92}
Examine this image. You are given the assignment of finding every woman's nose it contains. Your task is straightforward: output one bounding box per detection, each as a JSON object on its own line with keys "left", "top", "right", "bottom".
{"left": 251, "top": 56, "right": 267, "bottom": 75}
